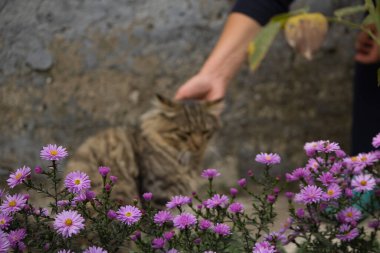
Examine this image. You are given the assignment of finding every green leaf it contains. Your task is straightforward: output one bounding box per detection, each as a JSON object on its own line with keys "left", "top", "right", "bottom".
{"left": 270, "top": 7, "right": 310, "bottom": 23}
{"left": 362, "top": 14, "right": 375, "bottom": 25}
{"left": 334, "top": 5, "right": 367, "bottom": 19}
{"left": 248, "top": 21, "right": 282, "bottom": 72}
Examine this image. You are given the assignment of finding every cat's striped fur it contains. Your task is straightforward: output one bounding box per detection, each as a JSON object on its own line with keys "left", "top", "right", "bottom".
{"left": 65, "top": 95, "right": 223, "bottom": 207}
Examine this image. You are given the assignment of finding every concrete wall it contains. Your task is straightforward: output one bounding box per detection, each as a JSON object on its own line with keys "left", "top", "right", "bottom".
{"left": 0, "top": 0, "right": 359, "bottom": 181}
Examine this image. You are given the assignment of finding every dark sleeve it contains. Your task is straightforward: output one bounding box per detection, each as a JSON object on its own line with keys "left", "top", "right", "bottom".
{"left": 231, "top": 0, "right": 294, "bottom": 26}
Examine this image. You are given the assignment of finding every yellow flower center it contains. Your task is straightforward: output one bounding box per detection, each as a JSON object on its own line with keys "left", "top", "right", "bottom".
{"left": 361, "top": 156, "right": 367, "bottom": 162}
{"left": 265, "top": 155, "right": 271, "bottom": 161}
{"left": 65, "top": 218, "right": 73, "bottom": 226}
{"left": 15, "top": 172, "right": 23, "bottom": 180}
{"left": 327, "top": 189, "right": 334, "bottom": 196}
{"left": 125, "top": 212, "right": 132, "bottom": 217}
{"left": 346, "top": 212, "right": 353, "bottom": 218}
{"left": 360, "top": 180, "right": 367, "bottom": 186}
{"left": 50, "top": 150, "right": 58, "bottom": 156}
{"left": 351, "top": 156, "right": 358, "bottom": 162}
{"left": 8, "top": 200, "right": 16, "bottom": 207}
{"left": 74, "top": 179, "right": 81, "bottom": 185}
{"left": 0, "top": 219, "right": 5, "bottom": 225}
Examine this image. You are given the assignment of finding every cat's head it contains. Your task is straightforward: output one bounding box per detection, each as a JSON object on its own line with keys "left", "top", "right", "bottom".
{"left": 140, "top": 94, "right": 224, "bottom": 156}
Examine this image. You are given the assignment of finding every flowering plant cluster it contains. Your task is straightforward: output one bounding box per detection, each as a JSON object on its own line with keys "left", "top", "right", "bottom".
{"left": 0, "top": 133, "right": 379, "bottom": 252}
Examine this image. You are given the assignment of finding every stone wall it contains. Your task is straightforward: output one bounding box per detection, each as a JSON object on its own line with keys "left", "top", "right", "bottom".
{"left": 0, "top": 0, "right": 359, "bottom": 182}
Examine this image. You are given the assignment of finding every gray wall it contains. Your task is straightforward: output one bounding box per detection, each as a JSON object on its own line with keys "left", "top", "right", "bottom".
{"left": 0, "top": 0, "right": 359, "bottom": 181}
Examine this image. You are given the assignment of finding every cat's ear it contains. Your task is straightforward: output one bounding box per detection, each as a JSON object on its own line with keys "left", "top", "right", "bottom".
{"left": 153, "top": 94, "right": 176, "bottom": 109}
{"left": 205, "top": 98, "right": 224, "bottom": 117}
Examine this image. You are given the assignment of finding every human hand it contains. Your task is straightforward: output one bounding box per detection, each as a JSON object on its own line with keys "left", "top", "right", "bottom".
{"left": 174, "top": 74, "right": 228, "bottom": 101}
{"left": 355, "top": 24, "right": 380, "bottom": 64}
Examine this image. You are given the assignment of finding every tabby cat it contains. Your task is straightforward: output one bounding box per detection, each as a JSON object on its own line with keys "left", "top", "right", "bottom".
{"left": 66, "top": 95, "right": 223, "bottom": 207}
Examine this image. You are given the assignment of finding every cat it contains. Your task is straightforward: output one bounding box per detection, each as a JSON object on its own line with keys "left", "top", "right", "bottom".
{"left": 65, "top": 94, "right": 224, "bottom": 207}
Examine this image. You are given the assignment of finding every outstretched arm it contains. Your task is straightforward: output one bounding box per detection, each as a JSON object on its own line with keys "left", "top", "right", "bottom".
{"left": 175, "top": 13, "right": 262, "bottom": 101}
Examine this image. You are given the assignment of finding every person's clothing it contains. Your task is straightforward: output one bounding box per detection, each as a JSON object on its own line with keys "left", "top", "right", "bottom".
{"left": 232, "top": 0, "right": 293, "bottom": 25}
{"left": 231, "top": 0, "right": 380, "bottom": 154}
{"left": 352, "top": 61, "right": 380, "bottom": 155}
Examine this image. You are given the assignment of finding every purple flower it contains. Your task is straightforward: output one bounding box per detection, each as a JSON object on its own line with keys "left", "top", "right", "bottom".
{"left": 0, "top": 213, "right": 12, "bottom": 229}
{"left": 199, "top": 219, "right": 213, "bottom": 230}
{"left": 83, "top": 246, "right": 107, "bottom": 253}
{"left": 0, "top": 230, "right": 10, "bottom": 253}
{"left": 286, "top": 167, "right": 311, "bottom": 182}
{"left": 368, "top": 220, "right": 380, "bottom": 229}
{"left": 264, "top": 232, "right": 287, "bottom": 244}
{"left": 98, "top": 166, "right": 110, "bottom": 177}
{"left": 351, "top": 174, "right": 376, "bottom": 192}
{"left": 201, "top": 168, "right": 221, "bottom": 179}
{"left": 58, "top": 250, "right": 73, "bottom": 253}
{"left": 116, "top": 205, "right": 142, "bottom": 225}
{"left": 317, "top": 172, "right": 337, "bottom": 186}
{"left": 163, "top": 231, "right": 175, "bottom": 241}
{"left": 255, "top": 152, "right": 281, "bottom": 165}
{"left": 107, "top": 210, "right": 117, "bottom": 220}
{"left": 166, "top": 195, "right": 191, "bottom": 209}
{"left": 7, "top": 166, "right": 31, "bottom": 188}
{"left": 296, "top": 208, "right": 305, "bottom": 218}
{"left": 230, "top": 187, "right": 238, "bottom": 197}
{"left": 266, "top": 195, "right": 276, "bottom": 204}
{"left": 152, "top": 238, "right": 165, "bottom": 249}
{"left": 143, "top": 192, "right": 153, "bottom": 201}
{"left": 294, "top": 185, "right": 323, "bottom": 204}
{"left": 228, "top": 202, "right": 244, "bottom": 213}
{"left": 252, "top": 241, "right": 276, "bottom": 253}
{"left": 323, "top": 184, "right": 342, "bottom": 200}
{"left": 154, "top": 210, "right": 173, "bottom": 226}
{"left": 372, "top": 132, "right": 380, "bottom": 148}
{"left": 34, "top": 166, "right": 43, "bottom": 174}
{"left": 213, "top": 223, "right": 231, "bottom": 236}
{"left": 321, "top": 141, "right": 341, "bottom": 153}
{"left": 57, "top": 200, "right": 70, "bottom": 207}
{"left": 337, "top": 206, "right": 362, "bottom": 223}
{"left": 167, "top": 249, "right": 179, "bottom": 253}
{"left": 130, "top": 231, "right": 141, "bottom": 241}
{"left": 285, "top": 192, "right": 294, "bottom": 200}
{"left": 54, "top": 210, "right": 85, "bottom": 238}
{"left": 110, "top": 175, "right": 118, "bottom": 184}
{"left": 8, "top": 228, "right": 26, "bottom": 248}
{"left": 336, "top": 224, "right": 359, "bottom": 241}
{"left": 304, "top": 141, "right": 324, "bottom": 156}
{"left": 40, "top": 144, "right": 68, "bottom": 161}
{"left": 204, "top": 194, "right": 229, "bottom": 209}
{"left": 0, "top": 194, "right": 27, "bottom": 214}
{"left": 64, "top": 171, "right": 91, "bottom": 194}
{"left": 173, "top": 212, "right": 197, "bottom": 230}
{"left": 238, "top": 178, "right": 247, "bottom": 187}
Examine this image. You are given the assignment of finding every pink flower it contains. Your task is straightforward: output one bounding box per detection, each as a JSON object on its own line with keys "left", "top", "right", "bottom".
{"left": 116, "top": 205, "right": 142, "bottom": 225}
{"left": 34, "top": 166, "right": 43, "bottom": 174}
{"left": 7, "top": 166, "right": 31, "bottom": 188}
{"left": 64, "top": 171, "right": 91, "bottom": 193}
{"left": 323, "top": 184, "right": 342, "bottom": 200}
{"left": 98, "top": 166, "right": 110, "bottom": 177}
{"left": 204, "top": 194, "right": 229, "bottom": 209}
{"left": 166, "top": 195, "right": 191, "bottom": 209}
{"left": 213, "top": 223, "right": 231, "bottom": 236}
{"left": 54, "top": 210, "right": 85, "bottom": 238}
{"left": 142, "top": 192, "right": 153, "bottom": 201}
{"left": 337, "top": 206, "right": 362, "bottom": 223}
{"left": 173, "top": 213, "right": 197, "bottom": 230}
{"left": 304, "top": 141, "right": 324, "bottom": 156}
{"left": 153, "top": 210, "right": 173, "bottom": 226}
{"left": 253, "top": 241, "right": 276, "bottom": 253}
{"left": 372, "top": 132, "right": 380, "bottom": 148}
{"left": 201, "top": 168, "right": 221, "bottom": 179}
{"left": 8, "top": 228, "right": 26, "bottom": 249}
{"left": 351, "top": 174, "right": 376, "bottom": 192}
{"left": 0, "top": 194, "right": 27, "bottom": 214}
{"left": 317, "top": 172, "right": 337, "bottom": 186}
{"left": 230, "top": 188, "right": 238, "bottom": 197}
{"left": 321, "top": 141, "right": 340, "bottom": 153}
{"left": 294, "top": 185, "right": 323, "bottom": 204}
{"left": 152, "top": 238, "right": 165, "bottom": 249}
{"left": 199, "top": 219, "right": 213, "bottom": 230}
{"left": 0, "top": 213, "right": 12, "bottom": 229}
{"left": 255, "top": 152, "right": 281, "bottom": 165}
{"left": 0, "top": 230, "right": 10, "bottom": 252}
{"left": 40, "top": 144, "right": 68, "bottom": 161}
{"left": 228, "top": 202, "right": 244, "bottom": 214}
{"left": 286, "top": 168, "right": 311, "bottom": 182}
{"left": 238, "top": 178, "right": 247, "bottom": 187}
{"left": 83, "top": 246, "right": 108, "bottom": 253}
{"left": 336, "top": 224, "right": 359, "bottom": 241}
